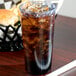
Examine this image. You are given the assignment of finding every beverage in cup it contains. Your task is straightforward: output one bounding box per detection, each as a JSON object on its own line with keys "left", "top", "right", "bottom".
{"left": 20, "top": 1, "right": 56, "bottom": 75}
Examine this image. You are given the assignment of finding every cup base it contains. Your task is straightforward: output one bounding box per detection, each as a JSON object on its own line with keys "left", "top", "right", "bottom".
{"left": 25, "top": 59, "right": 52, "bottom": 75}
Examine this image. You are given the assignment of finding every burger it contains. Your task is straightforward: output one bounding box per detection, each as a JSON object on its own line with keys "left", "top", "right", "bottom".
{"left": 0, "top": 9, "right": 23, "bottom": 51}
{"left": 0, "top": 9, "right": 19, "bottom": 27}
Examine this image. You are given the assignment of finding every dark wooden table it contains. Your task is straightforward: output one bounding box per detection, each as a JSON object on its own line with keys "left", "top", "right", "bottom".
{"left": 0, "top": 15, "right": 76, "bottom": 76}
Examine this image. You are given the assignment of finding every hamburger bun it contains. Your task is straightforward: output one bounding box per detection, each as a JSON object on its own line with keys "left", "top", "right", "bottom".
{"left": 0, "top": 9, "right": 18, "bottom": 26}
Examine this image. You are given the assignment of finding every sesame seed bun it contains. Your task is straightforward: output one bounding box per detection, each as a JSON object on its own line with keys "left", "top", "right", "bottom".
{"left": 0, "top": 9, "right": 18, "bottom": 26}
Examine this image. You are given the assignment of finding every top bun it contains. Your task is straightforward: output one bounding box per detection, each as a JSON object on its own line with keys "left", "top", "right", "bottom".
{"left": 0, "top": 9, "right": 18, "bottom": 26}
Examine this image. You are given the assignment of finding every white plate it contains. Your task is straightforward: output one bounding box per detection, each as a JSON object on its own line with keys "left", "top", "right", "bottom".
{"left": 46, "top": 60, "right": 76, "bottom": 76}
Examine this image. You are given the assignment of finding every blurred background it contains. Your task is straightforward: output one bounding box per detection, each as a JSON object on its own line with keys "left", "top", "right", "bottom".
{"left": 58, "top": 0, "right": 76, "bottom": 18}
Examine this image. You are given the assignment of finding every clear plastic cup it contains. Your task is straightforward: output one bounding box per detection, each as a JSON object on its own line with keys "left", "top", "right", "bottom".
{"left": 19, "top": 1, "right": 56, "bottom": 75}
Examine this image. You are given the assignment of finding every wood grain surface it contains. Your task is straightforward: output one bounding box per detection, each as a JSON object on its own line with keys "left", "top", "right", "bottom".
{"left": 0, "top": 15, "right": 76, "bottom": 76}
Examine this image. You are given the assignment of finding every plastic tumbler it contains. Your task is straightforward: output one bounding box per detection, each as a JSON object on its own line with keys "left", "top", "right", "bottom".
{"left": 20, "top": 1, "right": 56, "bottom": 75}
